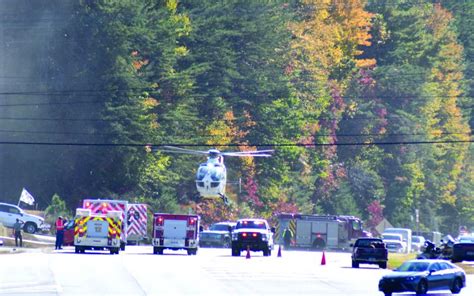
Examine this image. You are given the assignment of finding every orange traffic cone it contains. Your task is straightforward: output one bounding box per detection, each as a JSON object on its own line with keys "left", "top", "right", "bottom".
{"left": 321, "top": 251, "right": 326, "bottom": 265}
{"left": 277, "top": 245, "right": 282, "bottom": 257}
{"left": 246, "top": 245, "right": 251, "bottom": 259}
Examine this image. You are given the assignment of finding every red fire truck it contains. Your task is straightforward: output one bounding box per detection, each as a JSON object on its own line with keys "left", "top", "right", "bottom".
{"left": 276, "top": 213, "right": 371, "bottom": 250}
{"left": 152, "top": 213, "right": 200, "bottom": 255}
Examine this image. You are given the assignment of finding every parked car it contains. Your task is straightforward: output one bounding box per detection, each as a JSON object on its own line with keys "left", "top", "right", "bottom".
{"left": 451, "top": 235, "right": 474, "bottom": 263}
{"left": 378, "top": 259, "right": 466, "bottom": 296}
{"left": 199, "top": 221, "right": 236, "bottom": 248}
{"left": 382, "top": 233, "right": 406, "bottom": 253}
{"left": 0, "top": 202, "right": 47, "bottom": 233}
{"left": 351, "top": 237, "right": 388, "bottom": 269}
{"left": 411, "top": 235, "right": 426, "bottom": 252}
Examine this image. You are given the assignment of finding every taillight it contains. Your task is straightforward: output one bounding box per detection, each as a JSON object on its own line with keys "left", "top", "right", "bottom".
{"left": 188, "top": 217, "right": 196, "bottom": 226}
{"left": 110, "top": 230, "right": 117, "bottom": 238}
{"left": 79, "top": 228, "right": 85, "bottom": 237}
{"left": 242, "top": 233, "right": 247, "bottom": 237}
{"left": 156, "top": 217, "right": 164, "bottom": 226}
{"left": 252, "top": 233, "right": 257, "bottom": 238}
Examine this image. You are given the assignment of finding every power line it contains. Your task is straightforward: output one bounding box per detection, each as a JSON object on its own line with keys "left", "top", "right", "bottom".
{"left": 0, "top": 139, "right": 471, "bottom": 148}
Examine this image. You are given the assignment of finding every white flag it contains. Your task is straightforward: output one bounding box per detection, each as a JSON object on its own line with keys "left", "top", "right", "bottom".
{"left": 20, "top": 188, "right": 35, "bottom": 205}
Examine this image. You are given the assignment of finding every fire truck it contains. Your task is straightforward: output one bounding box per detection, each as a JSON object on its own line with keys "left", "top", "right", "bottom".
{"left": 73, "top": 208, "right": 123, "bottom": 254}
{"left": 152, "top": 213, "right": 200, "bottom": 255}
{"left": 83, "top": 199, "right": 128, "bottom": 250}
{"left": 126, "top": 203, "right": 148, "bottom": 245}
{"left": 276, "top": 213, "right": 371, "bottom": 250}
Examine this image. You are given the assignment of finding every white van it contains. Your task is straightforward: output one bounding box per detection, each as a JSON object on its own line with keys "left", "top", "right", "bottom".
{"left": 382, "top": 228, "right": 412, "bottom": 253}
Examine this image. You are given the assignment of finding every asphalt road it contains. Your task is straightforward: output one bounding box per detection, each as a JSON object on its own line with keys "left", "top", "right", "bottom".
{"left": 0, "top": 246, "right": 472, "bottom": 296}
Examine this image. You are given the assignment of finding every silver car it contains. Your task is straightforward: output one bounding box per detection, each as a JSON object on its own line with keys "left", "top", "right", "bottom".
{"left": 0, "top": 202, "right": 46, "bottom": 233}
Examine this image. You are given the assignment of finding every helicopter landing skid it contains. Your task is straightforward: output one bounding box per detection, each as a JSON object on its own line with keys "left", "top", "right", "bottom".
{"left": 219, "top": 193, "right": 230, "bottom": 206}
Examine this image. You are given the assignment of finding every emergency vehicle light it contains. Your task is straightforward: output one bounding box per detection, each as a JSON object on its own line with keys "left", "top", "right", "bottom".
{"left": 102, "top": 202, "right": 108, "bottom": 208}
{"left": 242, "top": 233, "right": 247, "bottom": 237}
{"left": 252, "top": 233, "right": 257, "bottom": 237}
{"left": 156, "top": 217, "right": 164, "bottom": 225}
{"left": 188, "top": 217, "right": 196, "bottom": 225}
{"left": 85, "top": 202, "right": 91, "bottom": 208}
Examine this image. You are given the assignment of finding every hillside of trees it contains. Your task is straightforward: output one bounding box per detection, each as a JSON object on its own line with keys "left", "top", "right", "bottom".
{"left": 1, "top": 0, "right": 472, "bottom": 235}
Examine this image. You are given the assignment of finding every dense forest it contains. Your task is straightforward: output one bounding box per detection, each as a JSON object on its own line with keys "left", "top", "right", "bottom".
{"left": 0, "top": 0, "right": 472, "bottom": 235}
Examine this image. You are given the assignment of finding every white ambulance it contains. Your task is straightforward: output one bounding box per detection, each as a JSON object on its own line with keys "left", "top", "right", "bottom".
{"left": 73, "top": 208, "right": 123, "bottom": 254}
{"left": 83, "top": 199, "right": 128, "bottom": 250}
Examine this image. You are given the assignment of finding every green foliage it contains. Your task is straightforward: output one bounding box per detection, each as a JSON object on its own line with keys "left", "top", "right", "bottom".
{"left": 44, "top": 194, "right": 71, "bottom": 225}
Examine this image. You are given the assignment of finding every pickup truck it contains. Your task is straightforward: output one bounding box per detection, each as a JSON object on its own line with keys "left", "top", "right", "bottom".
{"left": 351, "top": 237, "right": 388, "bottom": 269}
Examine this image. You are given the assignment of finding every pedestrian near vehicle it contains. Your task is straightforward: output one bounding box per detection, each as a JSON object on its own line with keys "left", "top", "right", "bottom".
{"left": 283, "top": 227, "right": 293, "bottom": 249}
{"left": 55, "top": 216, "right": 64, "bottom": 250}
{"left": 13, "top": 218, "right": 23, "bottom": 247}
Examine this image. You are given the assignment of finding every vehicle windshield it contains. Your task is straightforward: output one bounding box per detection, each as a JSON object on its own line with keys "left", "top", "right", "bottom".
{"left": 355, "top": 239, "right": 382, "bottom": 247}
{"left": 210, "top": 224, "right": 231, "bottom": 231}
{"left": 459, "top": 236, "right": 474, "bottom": 243}
{"left": 412, "top": 236, "right": 423, "bottom": 243}
{"left": 382, "top": 234, "right": 402, "bottom": 241}
{"left": 236, "top": 220, "right": 266, "bottom": 229}
{"left": 396, "top": 261, "right": 429, "bottom": 272}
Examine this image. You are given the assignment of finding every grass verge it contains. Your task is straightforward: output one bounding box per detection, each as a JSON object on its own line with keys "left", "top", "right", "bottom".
{"left": 388, "top": 253, "right": 473, "bottom": 274}
{"left": 388, "top": 253, "right": 417, "bottom": 269}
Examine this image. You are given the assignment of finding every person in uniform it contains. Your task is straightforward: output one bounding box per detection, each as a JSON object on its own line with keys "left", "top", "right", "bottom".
{"left": 13, "top": 218, "right": 23, "bottom": 247}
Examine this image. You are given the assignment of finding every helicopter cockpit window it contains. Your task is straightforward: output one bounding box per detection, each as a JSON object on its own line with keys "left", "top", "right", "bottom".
{"left": 196, "top": 166, "right": 208, "bottom": 180}
{"left": 210, "top": 169, "right": 224, "bottom": 181}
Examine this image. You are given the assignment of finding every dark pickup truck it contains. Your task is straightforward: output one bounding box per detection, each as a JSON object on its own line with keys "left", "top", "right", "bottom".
{"left": 351, "top": 237, "right": 388, "bottom": 269}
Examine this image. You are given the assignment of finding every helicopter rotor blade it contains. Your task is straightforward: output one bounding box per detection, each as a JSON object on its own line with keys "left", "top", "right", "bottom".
{"left": 222, "top": 150, "right": 274, "bottom": 157}
{"left": 155, "top": 146, "right": 210, "bottom": 155}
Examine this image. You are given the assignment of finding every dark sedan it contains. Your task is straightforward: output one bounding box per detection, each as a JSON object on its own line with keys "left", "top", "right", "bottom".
{"left": 452, "top": 235, "right": 474, "bottom": 263}
{"left": 378, "top": 259, "right": 465, "bottom": 296}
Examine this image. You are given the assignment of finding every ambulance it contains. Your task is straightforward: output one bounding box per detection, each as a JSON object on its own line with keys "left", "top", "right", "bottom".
{"left": 83, "top": 199, "right": 128, "bottom": 250}
{"left": 152, "top": 213, "right": 200, "bottom": 255}
{"left": 73, "top": 208, "right": 123, "bottom": 254}
{"left": 126, "top": 203, "right": 148, "bottom": 245}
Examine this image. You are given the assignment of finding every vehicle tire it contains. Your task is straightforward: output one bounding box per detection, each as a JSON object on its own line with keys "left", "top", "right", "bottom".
{"left": 263, "top": 248, "right": 269, "bottom": 256}
{"left": 153, "top": 247, "right": 158, "bottom": 254}
{"left": 232, "top": 247, "right": 240, "bottom": 257}
{"left": 120, "top": 241, "right": 126, "bottom": 251}
{"left": 451, "top": 257, "right": 460, "bottom": 263}
{"left": 352, "top": 260, "right": 359, "bottom": 268}
{"left": 157, "top": 248, "right": 164, "bottom": 255}
{"left": 23, "top": 222, "right": 37, "bottom": 234}
{"left": 379, "top": 262, "right": 387, "bottom": 269}
{"left": 416, "top": 279, "right": 428, "bottom": 295}
{"left": 383, "top": 291, "right": 392, "bottom": 296}
{"left": 75, "top": 247, "right": 80, "bottom": 254}
{"left": 268, "top": 248, "right": 272, "bottom": 256}
{"left": 450, "top": 277, "right": 463, "bottom": 294}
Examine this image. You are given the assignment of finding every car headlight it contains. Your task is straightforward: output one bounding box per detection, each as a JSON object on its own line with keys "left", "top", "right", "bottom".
{"left": 261, "top": 234, "right": 267, "bottom": 241}
{"left": 405, "top": 276, "right": 418, "bottom": 281}
{"left": 232, "top": 233, "right": 238, "bottom": 240}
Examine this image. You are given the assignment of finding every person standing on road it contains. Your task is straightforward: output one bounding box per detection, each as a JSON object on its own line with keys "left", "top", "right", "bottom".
{"left": 13, "top": 218, "right": 23, "bottom": 247}
{"left": 55, "top": 216, "right": 64, "bottom": 250}
{"left": 283, "top": 227, "right": 293, "bottom": 249}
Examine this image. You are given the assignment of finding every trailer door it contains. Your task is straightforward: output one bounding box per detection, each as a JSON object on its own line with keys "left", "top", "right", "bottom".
{"left": 296, "top": 220, "right": 311, "bottom": 246}
{"left": 326, "top": 222, "right": 338, "bottom": 248}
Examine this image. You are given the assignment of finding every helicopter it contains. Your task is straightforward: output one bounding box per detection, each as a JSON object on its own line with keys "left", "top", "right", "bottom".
{"left": 158, "top": 146, "right": 273, "bottom": 205}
